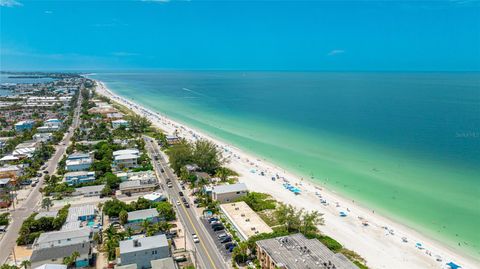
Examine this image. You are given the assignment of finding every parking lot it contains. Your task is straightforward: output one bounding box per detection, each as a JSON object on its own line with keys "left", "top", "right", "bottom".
{"left": 200, "top": 216, "right": 235, "bottom": 260}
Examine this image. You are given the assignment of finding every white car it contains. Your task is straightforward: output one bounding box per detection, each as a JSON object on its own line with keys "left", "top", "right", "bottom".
{"left": 176, "top": 201, "right": 181, "bottom": 206}
{"left": 192, "top": 234, "right": 200, "bottom": 243}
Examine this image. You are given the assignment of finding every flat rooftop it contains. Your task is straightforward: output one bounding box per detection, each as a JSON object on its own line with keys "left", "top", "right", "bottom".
{"left": 256, "top": 233, "right": 359, "bottom": 269}
{"left": 220, "top": 201, "right": 273, "bottom": 240}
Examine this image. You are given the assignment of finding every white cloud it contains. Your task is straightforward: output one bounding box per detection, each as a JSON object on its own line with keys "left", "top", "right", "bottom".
{"left": 0, "top": 0, "right": 23, "bottom": 7}
{"left": 328, "top": 49, "right": 345, "bottom": 56}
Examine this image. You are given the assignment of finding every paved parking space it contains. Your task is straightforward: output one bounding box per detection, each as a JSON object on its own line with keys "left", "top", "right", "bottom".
{"left": 200, "top": 217, "right": 233, "bottom": 260}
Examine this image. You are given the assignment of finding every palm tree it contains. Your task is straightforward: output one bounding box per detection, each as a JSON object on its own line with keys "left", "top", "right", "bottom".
{"left": 20, "top": 260, "right": 31, "bottom": 269}
{"left": 125, "top": 227, "right": 134, "bottom": 239}
{"left": 70, "top": 251, "right": 80, "bottom": 267}
{"left": 140, "top": 219, "right": 151, "bottom": 234}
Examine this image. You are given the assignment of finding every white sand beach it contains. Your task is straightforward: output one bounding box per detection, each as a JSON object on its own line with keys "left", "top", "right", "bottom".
{"left": 95, "top": 81, "right": 480, "bottom": 269}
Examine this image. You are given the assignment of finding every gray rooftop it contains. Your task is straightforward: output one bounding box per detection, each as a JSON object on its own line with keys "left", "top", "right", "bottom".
{"left": 64, "top": 171, "right": 95, "bottom": 177}
{"left": 34, "top": 264, "right": 67, "bottom": 269}
{"left": 30, "top": 242, "right": 91, "bottom": 263}
{"left": 119, "top": 234, "right": 168, "bottom": 254}
{"left": 256, "top": 233, "right": 358, "bottom": 269}
{"left": 34, "top": 210, "right": 58, "bottom": 220}
{"left": 67, "top": 204, "right": 96, "bottom": 222}
{"left": 212, "top": 183, "right": 248, "bottom": 194}
{"left": 75, "top": 184, "right": 105, "bottom": 194}
{"left": 36, "top": 227, "right": 91, "bottom": 245}
{"left": 150, "top": 257, "right": 176, "bottom": 269}
{"left": 127, "top": 208, "right": 158, "bottom": 221}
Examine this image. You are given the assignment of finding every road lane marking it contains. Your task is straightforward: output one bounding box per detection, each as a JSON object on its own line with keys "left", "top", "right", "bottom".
{"left": 146, "top": 140, "right": 219, "bottom": 269}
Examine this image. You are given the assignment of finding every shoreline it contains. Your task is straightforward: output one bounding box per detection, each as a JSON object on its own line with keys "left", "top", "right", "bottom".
{"left": 93, "top": 79, "right": 480, "bottom": 269}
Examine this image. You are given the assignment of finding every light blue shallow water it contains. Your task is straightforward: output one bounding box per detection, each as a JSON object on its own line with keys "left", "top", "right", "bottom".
{"left": 89, "top": 71, "right": 480, "bottom": 258}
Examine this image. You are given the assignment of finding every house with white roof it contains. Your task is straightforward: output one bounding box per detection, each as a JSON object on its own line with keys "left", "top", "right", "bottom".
{"left": 113, "top": 149, "right": 140, "bottom": 170}
{"left": 211, "top": 183, "right": 248, "bottom": 203}
{"left": 66, "top": 153, "right": 93, "bottom": 172}
{"left": 63, "top": 171, "right": 96, "bottom": 185}
{"left": 119, "top": 235, "right": 170, "bottom": 269}
{"left": 112, "top": 119, "right": 129, "bottom": 129}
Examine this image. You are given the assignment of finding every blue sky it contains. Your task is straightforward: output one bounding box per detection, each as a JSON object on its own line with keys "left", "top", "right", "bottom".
{"left": 1, "top": 0, "right": 479, "bottom": 71}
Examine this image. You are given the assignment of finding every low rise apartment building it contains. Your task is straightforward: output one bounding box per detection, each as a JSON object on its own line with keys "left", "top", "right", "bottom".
{"left": 211, "top": 183, "right": 248, "bottom": 203}
{"left": 119, "top": 235, "right": 170, "bottom": 269}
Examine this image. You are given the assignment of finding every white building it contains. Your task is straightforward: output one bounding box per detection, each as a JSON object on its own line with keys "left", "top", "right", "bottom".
{"left": 112, "top": 119, "right": 129, "bottom": 129}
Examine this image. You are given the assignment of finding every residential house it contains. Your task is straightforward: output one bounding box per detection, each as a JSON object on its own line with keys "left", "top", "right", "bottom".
{"left": 119, "top": 235, "right": 170, "bottom": 269}
{"left": 63, "top": 171, "right": 96, "bottom": 185}
{"left": 33, "top": 132, "right": 53, "bottom": 142}
{"left": 66, "top": 153, "right": 93, "bottom": 172}
{"left": 14, "top": 120, "right": 35, "bottom": 132}
{"left": 33, "top": 227, "right": 92, "bottom": 249}
{"left": 66, "top": 204, "right": 97, "bottom": 222}
{"left": 112, "top": 119, "right": 129, "bottom": 129}
{"left": 211, "top": 183, "right": 248, "bottom": 203}
{"left": 113, "top": 149, "right": 140, "bottom": 170}
{"left": 74, "top": 184, "right": 105, "bottom": 197}
{"left": 30, "top": 242, "right": 92, "bottom": 268}
{"left": 125, "top": 208, "right": 160, "bottom": 231}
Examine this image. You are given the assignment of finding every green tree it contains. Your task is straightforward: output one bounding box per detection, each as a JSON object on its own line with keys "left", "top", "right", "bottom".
{"left": 20, "top": 260, "right": 31, "bottom": 269}
{"left": 41, "top": 197, "right": 53, "bottom": 211}
{"left": 301, "top": 210, "right": 324, "bottom": 236}
{"left": 166, "top": 140, "right": 193, "bottom": 174}
{"left": 119, "top": 210, "right": 128, "bottom": 225}
{"left": 156, "top": 201, "right": 176, "bottom": 221}
{"left": 215, "top": 167, "right": 239, "bottom": 182}
{"left": 192, "top": 139, "right": 223, "bottom": 174}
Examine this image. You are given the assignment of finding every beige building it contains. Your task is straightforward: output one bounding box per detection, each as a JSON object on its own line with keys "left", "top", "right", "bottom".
{"left": 220, "top": 201, "right": 273, "bottom": 241}
{"left": 211, "top": 183, "right": 248, "bottom": 203}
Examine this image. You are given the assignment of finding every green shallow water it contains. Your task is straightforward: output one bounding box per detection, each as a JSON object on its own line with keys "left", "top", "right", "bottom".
{"left": 90, "top": 71, "right": 480, "bottom": 260}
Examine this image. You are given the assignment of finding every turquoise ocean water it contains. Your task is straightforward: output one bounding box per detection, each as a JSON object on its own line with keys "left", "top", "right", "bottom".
{"left": 89, "top": 71, "right": 480, "bottom": 259}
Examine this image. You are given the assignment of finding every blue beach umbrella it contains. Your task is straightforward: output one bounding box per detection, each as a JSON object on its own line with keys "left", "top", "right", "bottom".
{"left": 446, "top": 262, "right": 461, "bottom": 269}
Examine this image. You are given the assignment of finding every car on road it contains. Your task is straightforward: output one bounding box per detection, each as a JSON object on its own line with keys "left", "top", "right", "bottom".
{"left": 176, "top": 201, "right": 181, "bottom": 206}
{"left": 160, "top": 168, "right": 165, "bottom": 173}
{"left": 184, "top": 202, "right": 190, "bottom": 208}
{"left": 192, "top": 233, "right": 200, "bottom": 243}
{"left": 181, "top": 185, "right": 186, "bottom": 190}
{"left": 167, "top": 183, "right": 173, "bottom": 188}
{"left": 178, "top": 191, "right": 184, "bottom": 196}
{"left": 181, "top": 197, "right": 187, "bottom": 203}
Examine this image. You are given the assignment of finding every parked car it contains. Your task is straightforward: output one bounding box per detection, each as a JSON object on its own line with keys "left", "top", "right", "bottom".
{"left": 213, "top": 225, "right": 225, "bottom": 231}
{"left": 31, "top": 182, "right": 37, "bottom": 187}
{"left": 160, "top": 168, "right": 165, "bottom": 173}
{"left": 225, "top": 242, "right": 237, "bottom": 250}
{"left": 43, "top": 170, "right": 49, "bottom": 174}
{"left": 184, "top": 203, "right": 190, "bottom": 208}
{"left": 173, "top": 255, "right": 187, "bottom": 262}
{"left": 21, "top": 180, "right": 32, "bottom": 186}
{"left": 208, "top": 217, "right": 219, "bottom": 223}
{"left": 220, "top": 236, "right": 232, "bottom": 243}
{"left": 178, "top": 191, "right": 184, "bottom": 196}
{"left": 217, "top": 232, "right": 229, "bottom": 239}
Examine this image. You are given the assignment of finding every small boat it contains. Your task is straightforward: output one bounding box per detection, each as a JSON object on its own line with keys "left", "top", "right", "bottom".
{"left": 362, "top": 220, "right": 369, "bottom": 226}
{"left": 416, "top": 243, "right": 424, "bottom": 250}
{"left": 402, "top": 237, "right": 408, "bottom": 243}
{"left": 339, "top": 212, "right": 347, "bottom": 217}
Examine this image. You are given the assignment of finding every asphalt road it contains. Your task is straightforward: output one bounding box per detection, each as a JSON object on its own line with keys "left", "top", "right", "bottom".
{"left": 144, "top": 137, "right": 230, "bottom": 269}
{"left": 0, "top": 90, "right": 83, "bottom": 264}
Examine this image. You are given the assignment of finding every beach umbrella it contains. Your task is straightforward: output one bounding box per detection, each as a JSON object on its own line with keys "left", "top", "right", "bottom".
{"left": 446, "top": 262, "right": 461, "bottom": 269}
